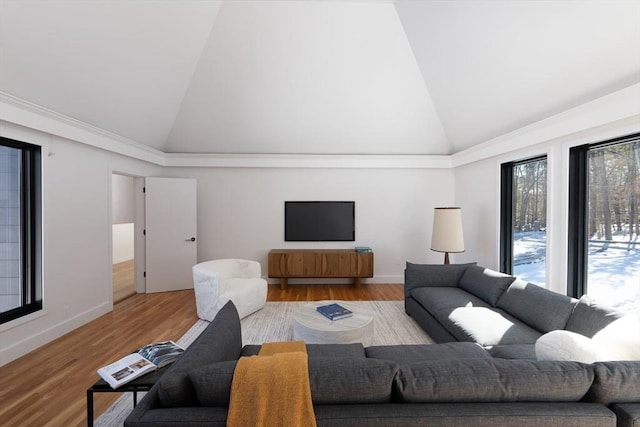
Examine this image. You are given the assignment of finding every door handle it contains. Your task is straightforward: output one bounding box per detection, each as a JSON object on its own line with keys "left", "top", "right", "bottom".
{"left": 186, "top": 237, "right": 196, "bottom": 242}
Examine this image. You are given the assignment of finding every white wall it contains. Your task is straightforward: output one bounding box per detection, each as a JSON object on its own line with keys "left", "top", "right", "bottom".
{"left": 162, "top": 167, "right": 456, "bottom": 282}
{"left": 0, "top": 121, "right": 161, "bottom": 366}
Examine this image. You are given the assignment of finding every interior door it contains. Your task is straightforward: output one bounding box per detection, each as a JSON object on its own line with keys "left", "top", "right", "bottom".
{"left": 145, "top": 177, "right": 197, "bottom": 293}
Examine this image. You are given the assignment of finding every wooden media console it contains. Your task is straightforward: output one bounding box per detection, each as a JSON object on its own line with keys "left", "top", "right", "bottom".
{"left": 268, "top": 249, "right": 374, "bottom": 289}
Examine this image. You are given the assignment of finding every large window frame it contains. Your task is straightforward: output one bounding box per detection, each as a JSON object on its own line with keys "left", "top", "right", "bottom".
{"left": 0, "top": 136, "right": 42, "bottom": 325}
{"left": 568, "top": 132, "right": 640, "bottom": 299}
{"left": 500, "top": 155, "right": 547, "bottom": 280}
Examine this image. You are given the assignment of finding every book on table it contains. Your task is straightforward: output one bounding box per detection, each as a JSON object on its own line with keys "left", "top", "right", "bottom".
{"left": 316, "top": 303, "right": 353, "bottom": 320}
{"left": 97, "top": 341, "right": 184, "bottom": 389}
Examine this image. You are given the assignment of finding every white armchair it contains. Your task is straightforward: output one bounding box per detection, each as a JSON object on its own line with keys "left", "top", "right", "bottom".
{"left": 192, "top": 259, "right": 268, "bottom": 320}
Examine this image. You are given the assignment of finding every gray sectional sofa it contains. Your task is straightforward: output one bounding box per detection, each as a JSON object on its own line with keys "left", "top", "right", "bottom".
{"left": 404, "top": 262, "right": 625, "bottom": 359}
{"left": 125, "top": 299, "right": 640, "bottom": 426}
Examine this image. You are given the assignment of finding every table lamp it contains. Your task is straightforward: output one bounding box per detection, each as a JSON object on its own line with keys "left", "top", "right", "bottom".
{"left": 430, "top": 207, "right": 465, "bottom": 264}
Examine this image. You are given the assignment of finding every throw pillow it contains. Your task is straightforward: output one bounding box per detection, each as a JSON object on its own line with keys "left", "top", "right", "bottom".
{"left": 496, "top": 279, "right": 577, "bottom": 332}
{"left": 458, "top": 265, "right": 515, "bottom": 306}
{"left": 535, "top": 330, "right": 605, "bottom": 363}
{"left": 395, "top": 358, "right": 593, "bottom": 403}
{"left": 565, "top": 295, "right": 623, "bottom": 337}
{"left": 190, "top": 357, "right": 399, "bottom": 407}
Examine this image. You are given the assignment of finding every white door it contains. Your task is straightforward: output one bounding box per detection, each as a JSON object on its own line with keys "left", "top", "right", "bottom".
{"left": 145, "top": 177, "right": 197, "bottom": 293}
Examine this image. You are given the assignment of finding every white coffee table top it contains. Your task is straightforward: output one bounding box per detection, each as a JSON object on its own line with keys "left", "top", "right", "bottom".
{"left": 293, "top": 301, "right": 374, "bottom": 345}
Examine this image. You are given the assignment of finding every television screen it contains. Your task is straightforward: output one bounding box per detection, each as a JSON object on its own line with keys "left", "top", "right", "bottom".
{"left": 285, "top": 201, "right": 355, "bottom": 241}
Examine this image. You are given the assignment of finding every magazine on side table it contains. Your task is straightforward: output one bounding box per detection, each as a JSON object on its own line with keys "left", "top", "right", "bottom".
{"left": 97, "top": 341, "right": 184, "bottom": 389}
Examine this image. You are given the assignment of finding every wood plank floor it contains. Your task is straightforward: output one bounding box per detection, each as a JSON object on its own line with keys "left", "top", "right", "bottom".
{"left": 0, "top": 283, "right": 403, "bottom": 427}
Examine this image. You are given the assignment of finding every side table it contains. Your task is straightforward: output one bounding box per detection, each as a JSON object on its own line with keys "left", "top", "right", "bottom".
{"left": 86, "top": 367, "right": 166, "bottom": 427}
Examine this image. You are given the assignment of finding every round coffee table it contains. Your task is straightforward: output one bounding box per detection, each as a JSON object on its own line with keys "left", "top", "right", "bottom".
{"left": 293, "top": 301, "right": 374, "bottom": 345}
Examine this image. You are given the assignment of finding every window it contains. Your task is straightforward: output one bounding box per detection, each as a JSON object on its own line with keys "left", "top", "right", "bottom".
{"left": 0, "top": 137, "right": 42, "bottom": 324}
{"left": 569, "top": 134, "right": 640, "bottom": 315}
{"left": 500, "top": 156, "right": 547, "bottom": 286}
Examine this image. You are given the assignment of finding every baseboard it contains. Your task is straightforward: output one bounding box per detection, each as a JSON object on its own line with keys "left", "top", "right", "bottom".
{"left": 0, "top": 302, "right": 112, "bottom": 367}
{"left": 267, "top": 275, "right": 403, "bottom": 285}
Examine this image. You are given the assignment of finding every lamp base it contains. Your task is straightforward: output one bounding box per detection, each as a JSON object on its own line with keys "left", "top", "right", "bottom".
{"left": 444, "top": 252, "right": 450, "bottom": 264}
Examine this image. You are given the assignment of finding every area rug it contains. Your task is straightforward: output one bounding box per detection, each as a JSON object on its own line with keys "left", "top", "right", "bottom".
{"left": 94, "top": 300, "right": 433, "bottom": 426}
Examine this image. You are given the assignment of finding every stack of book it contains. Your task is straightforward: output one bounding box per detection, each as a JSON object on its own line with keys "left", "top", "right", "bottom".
{"left": 355, "top": 246, "right": 372, "bottom": 253}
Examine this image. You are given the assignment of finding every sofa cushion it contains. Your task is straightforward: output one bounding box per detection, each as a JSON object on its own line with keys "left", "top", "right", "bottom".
{"left": 190, "top": 357, "right": 399, "bottom": 406}
{"left": 157, "top": 301, "right": 242, "bottom": 407}
{"left": 433, "top": 306, "right": 542, "bottom": 346}
{"left": 241, "top": 343, "right": 366, "bottom": 358}
{"left": 496, "top": 279, "right": 577, "bottom": 333}
{"left": 395, "top": 359, "right": 594, "bottom": 403}
{"left": 410, "top": 286, "right": 492, "bottom": 313}
{"left": 458, "top": 265, "right": 516, "bottom": 306}
{"left": 584, "top": 361, "right": 640, "bottom": 405}
{"left": 404, "top": 263, "right": 475, "bottom": 296}
{"left": 308, "top": 358, "right": 399, "bottom": 404}
{"left": 366, "top": 342, "right": 491, "bottom": 364}
{"left": 565, "top": 295, "right": 624, "bottom": 338}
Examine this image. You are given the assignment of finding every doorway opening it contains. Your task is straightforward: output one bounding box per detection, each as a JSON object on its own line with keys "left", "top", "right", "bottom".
{"left": 112, "top": 173, "right": 136, "bottom": 302}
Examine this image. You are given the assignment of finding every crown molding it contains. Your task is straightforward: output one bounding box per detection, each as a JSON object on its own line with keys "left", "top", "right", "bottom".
{"left": 163, "top": 152, "right": 451, "bottom": 169}
{"left": 0, "top": 91, "right": 166, "bottom": 165}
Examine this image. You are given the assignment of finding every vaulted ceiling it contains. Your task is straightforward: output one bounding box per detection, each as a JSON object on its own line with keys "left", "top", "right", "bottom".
{"left": 1, "top": 0, "right": 639, "bottom": 155}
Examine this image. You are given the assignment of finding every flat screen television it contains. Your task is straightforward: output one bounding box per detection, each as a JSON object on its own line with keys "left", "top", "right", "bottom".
{"left": 285, "top": 201, "right": 355, "bottom": 241}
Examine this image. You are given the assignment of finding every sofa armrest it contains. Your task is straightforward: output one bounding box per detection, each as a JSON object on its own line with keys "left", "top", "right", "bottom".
{"left": 124, "top": 385, "right": 162, "bottom": 426}
{"left": 404, "top": 262, "right": 475, "bottom": 298}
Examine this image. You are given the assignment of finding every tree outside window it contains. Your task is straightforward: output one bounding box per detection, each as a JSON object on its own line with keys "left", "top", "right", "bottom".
{"left": 500, "top": 156, "right": 548, "bottom": 286}
{"left": 583, "top": 139, "right": 640, "bottom": 315}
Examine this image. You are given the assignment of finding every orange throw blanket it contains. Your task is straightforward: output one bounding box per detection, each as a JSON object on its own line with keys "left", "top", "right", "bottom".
{"left": 227, "top": 341, "right": 317, "bottom": 427}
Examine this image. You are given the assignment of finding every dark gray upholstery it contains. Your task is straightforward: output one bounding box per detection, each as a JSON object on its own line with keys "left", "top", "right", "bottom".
{"left": 487, "top": 344, "right": 536, "bottom": 359}
{"left": 366, "top": 342, "right": 491, "bottom": 364}
{"left": 313, "top": 403, "right": 616, "bottom": 427}
{"left": 156, "top": 300, "right": 242, "bottom": 407}
{"left": 458, "top": 265, "right": 516, "bottom": 306}
{"left": 496, "top": 279, "right": 577, "bottom": 332}
{"left": 404, "top": 297, "right": 458, "bottom": 343}
{"left": 611, "top": 403, "right": 640, "bottom": 427}
{"left": 585, "top": 361, "right": 640, "bottom": 405}
{"left": 404, "top": 263, "right": 625, "bottom": 358}
{"left": 566, "top": 295, "right": 624, "bottom": 337}
{"left": 308, "top": 358, "right": 399, "bottom": 404}
{"left": 395, "top": 359, "right": 594, "bottom": 403}
{"left": 404, "top": 262, "right": 475, "bottom": 297}
{"left": 410, "top": 286, "right": 492, "bottom": 312}
{"left": 432, "top": 305, "right": 542, "bottom": 346}
{"left": 189, "top": 361, "right": 237, "bottom": 406}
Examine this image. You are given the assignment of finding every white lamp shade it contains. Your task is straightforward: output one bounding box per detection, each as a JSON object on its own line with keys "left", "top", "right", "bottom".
{"left": 431, "top": 207, "right": 465, "bottom": 253}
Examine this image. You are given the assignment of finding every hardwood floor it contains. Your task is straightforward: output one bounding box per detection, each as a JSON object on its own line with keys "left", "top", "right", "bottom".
{"left": 0, "top": 283, "right": 403, "bottom": 427}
